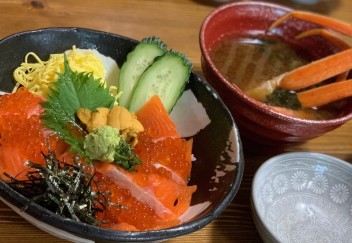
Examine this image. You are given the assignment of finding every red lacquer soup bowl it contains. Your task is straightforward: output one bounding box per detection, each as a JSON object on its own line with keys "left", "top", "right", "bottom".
{"left": 200, "top": 1, "right": 352, "bottom": 153}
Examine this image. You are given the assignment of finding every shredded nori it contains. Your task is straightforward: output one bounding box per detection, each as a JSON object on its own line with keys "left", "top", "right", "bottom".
{"left": 4, "top": 149, "right": 111, "bottom": 225}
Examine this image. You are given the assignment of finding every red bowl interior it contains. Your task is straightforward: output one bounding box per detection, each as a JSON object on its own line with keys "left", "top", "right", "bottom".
{"left": 200, "top": 2, "right": 352, "bottom": 153}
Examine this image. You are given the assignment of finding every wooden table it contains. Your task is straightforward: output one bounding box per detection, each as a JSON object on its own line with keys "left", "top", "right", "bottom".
{"left": 0, "top": 0, "right": 351, "bottom": 242}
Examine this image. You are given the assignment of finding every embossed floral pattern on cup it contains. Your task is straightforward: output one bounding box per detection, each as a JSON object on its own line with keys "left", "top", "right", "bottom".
{"left": 310, "top": 174, "right": 329, "bottom": 194}
{"left": 273, "top": 174, "right": 289, "bottom": 194}
{"left": 330, "top": 183, "right": 349, "bottom": 204}
{"left": 291, "top": 171, "right": 308, "bottom": 191}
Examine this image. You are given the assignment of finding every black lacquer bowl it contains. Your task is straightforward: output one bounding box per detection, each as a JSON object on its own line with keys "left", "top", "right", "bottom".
{"left": 0, "top": 28, "right": 244, "bottom": 242}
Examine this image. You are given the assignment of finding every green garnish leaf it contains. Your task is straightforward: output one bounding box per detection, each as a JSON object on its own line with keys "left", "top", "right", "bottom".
{"left": 41, "top": 56, "right": 115, "bottom": 157}
{"left": 115, "top": 138, "right": 142, "bottom": 171}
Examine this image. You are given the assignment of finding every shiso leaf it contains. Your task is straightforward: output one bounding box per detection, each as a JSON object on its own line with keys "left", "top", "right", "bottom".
{"left": 40, "top": 55, "right": 115, "bottom": 157}
{"left": 40, "top": 56, "right": 141, "bottom": 171}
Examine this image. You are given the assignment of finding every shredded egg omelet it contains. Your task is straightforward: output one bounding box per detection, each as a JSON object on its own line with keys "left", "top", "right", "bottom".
{"left": 13, "top": 46, "right": 119, "bottom": 98}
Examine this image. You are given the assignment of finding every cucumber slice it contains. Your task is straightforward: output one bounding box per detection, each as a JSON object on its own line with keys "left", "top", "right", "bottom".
{"left": 118, "top": 37, "right": 167, "bottom": 108}
{"left": 129, "top": 51, "right": 192, "bottom": 113}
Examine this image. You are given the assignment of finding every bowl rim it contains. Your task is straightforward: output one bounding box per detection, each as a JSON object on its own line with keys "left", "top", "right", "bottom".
{"left": 251, "top": 151, "right": 352, "bottom": 242}
{"left": 199, "top": 1, "right": 352, "bottom": 125}
{"left": 0, "top": 27, "right": 245, "bottom": 242}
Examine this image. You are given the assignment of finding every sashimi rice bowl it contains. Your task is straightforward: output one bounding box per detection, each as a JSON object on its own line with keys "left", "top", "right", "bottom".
{"left": 0, "top": 28, "right": 243, "bottom": 242}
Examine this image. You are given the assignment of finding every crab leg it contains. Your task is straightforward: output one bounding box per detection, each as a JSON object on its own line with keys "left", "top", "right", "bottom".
{"left": 296, "top": 29, "right": 351, "bottom": 50}
{"left": 254, "top": 11, "right": 352, "bottom": 108}
{"left": 278, "top": 48, "right": 352, "bottom": 90}
{"left": 269, "top": 11, "right": 352, "bottom": 37}
{"left": 296, "top": 28, "right": 351, "bottom": 81}
{"left": 279, "top": 48, "right": 352, "bottom": 107}
{"left": 297, "top": 80, "right": 352, "bottom": 107}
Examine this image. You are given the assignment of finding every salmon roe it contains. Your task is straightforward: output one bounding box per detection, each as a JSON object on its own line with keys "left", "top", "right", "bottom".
{"left": 0, "top": 88, "right": 64, "bottom": 179}
{"left": 134, "top": 133, "right": 192, "bottom": 182}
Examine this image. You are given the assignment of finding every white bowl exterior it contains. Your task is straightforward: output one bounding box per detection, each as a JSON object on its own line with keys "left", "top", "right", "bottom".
{"left": 252, "top": 152, "right": 352, "bottom": 243}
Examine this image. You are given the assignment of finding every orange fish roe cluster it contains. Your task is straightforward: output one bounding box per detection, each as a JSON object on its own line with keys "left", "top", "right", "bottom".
{"left": 0, "top": 88, "right": 64, "bottom": 180}
{"left": 0, "top": 88, "right": 43, "bottom": 117}
{"left": 0, "top": 116, "right": 46, "bottom": 178}
{"left": 134, "top": 133, "right": 192, "bottom": 182}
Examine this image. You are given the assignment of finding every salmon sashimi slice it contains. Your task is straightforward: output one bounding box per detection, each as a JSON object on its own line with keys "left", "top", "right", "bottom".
{"left": 95, "top": 162, "right": 174, "bottom": 219}
{"left": 95, "top": 162, "right": 196, "bottom": 230}
{"left": 136, "top": 95, "right": 179, "bottom": 140}
{"left": 153, "top": 162, "right": 185, "bottom": 185}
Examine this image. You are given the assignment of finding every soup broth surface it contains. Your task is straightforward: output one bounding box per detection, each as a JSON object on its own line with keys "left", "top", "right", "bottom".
{"left": 211, "top": 37, "right": 309, "bottom": 91}
{"left": 211, "top": 36, "right": 339, "bottom": 120}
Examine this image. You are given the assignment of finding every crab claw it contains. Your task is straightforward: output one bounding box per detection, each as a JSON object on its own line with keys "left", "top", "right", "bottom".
{"left": 269, "top": 11, "right": 352, "bottom": 37}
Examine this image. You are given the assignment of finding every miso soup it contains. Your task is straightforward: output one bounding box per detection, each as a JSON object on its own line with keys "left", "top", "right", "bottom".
{"left": 211, "top": 36, "right": 339, "bottom": 120}
{"left": 211, "top": 37, "right": 308, "bottom": 92}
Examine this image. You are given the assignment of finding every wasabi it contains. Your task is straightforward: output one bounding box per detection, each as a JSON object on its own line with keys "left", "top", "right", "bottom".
{"left": 84, "top": 126, "right": 120, "bottom": 162}
{"left": 83, "top": 125, "right": 142, "bottom": 171}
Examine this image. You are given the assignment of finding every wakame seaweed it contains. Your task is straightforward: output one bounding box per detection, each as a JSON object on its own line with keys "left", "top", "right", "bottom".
{"left": 266, "top": 88, "right": 301, "bottom": 109}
